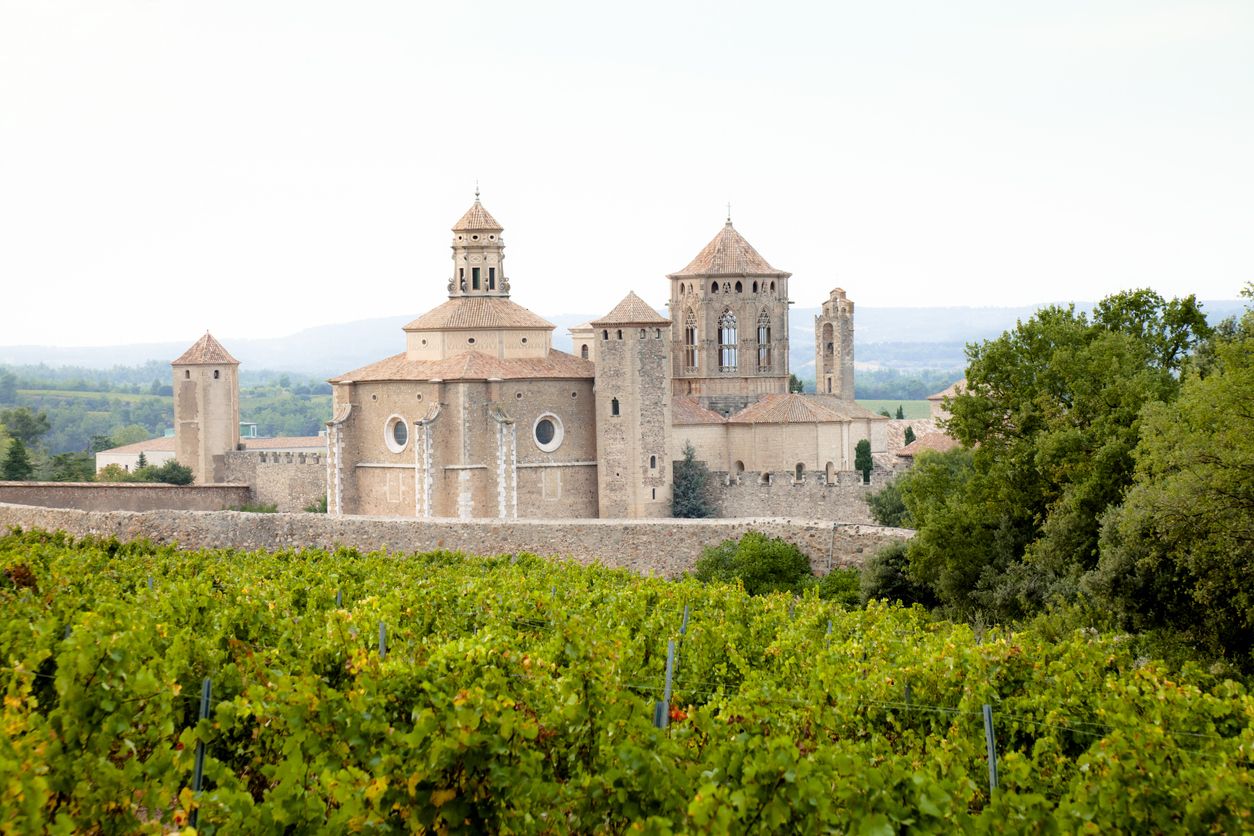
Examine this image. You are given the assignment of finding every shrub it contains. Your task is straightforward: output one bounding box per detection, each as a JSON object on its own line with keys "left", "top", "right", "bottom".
{"left": 865, "top": 479, "right": 910, "bottom": 527}
{"left": 860, "top": 542, "right": 936, "bottom": 606}
{"left": 693, "top": 531, "right": 812, "bottom": 596}
{"left": 304, "top": 495, "right": 328, "bottom": 513}
{"left": 816, "top": 567, "right": 862, "bottom": 607}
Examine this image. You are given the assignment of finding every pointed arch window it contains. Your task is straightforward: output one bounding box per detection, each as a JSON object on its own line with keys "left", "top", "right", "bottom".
{"left": 756, "top": 310, "right": 771, "bottom": 371}
{"left": 683, "top": 309, "right": 698, "bottom": 372}
{"left": 718, "top": 309, "right": 738, "bottom": 372}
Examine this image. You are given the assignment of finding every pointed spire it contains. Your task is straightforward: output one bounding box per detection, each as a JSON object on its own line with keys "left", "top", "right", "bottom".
{"left": 452, "top": 194, "right": 502, "bottom": 231}
{"left": 172, "top": 332, "right": 239, "bottom": 365}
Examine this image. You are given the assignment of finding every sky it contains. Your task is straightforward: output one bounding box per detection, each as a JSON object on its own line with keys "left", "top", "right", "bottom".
{"left": 1, "top": 0, "right": 1251, "bottom": 348}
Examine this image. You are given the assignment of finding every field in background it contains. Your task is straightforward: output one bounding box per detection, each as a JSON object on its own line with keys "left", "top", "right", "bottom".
{"left": 856, "top": 399, "right": 932, "bottom": 419}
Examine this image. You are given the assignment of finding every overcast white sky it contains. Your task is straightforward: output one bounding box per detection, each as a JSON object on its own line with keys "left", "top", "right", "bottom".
{"left": 1, "top": 0, "right": 1251, "bottom": 347}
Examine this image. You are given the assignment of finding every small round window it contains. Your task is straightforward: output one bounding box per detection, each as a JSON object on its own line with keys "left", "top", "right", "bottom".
{"left": 533, "top": 413, "right": 564, "bottom": 453}
{"left": 384, "top": 415, "right": 409, "bottom": 453}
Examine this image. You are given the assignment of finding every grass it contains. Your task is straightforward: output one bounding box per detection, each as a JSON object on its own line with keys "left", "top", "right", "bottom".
{"left": 856, "top": 399, "right": 933, "bottom": 419}
{"left": 17, "top": 388, "right": 165, "bottom": 403}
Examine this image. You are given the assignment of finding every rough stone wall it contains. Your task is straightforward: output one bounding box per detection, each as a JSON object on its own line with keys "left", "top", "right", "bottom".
{"left": 595, "top": 326, "right": 672, "bottom": 517}
{"left": 173, "top": 362, "right": 239, "bottom": 484}
{"left": 0, "top": 483, "right": 252, "bottom": 512}
{"left": 332, "top": 377, "right": 597, "bottom": 520}
{"left": 223, "top": 451, "right": 327, "bottom": 512}
{"left": 669, "top": 278, "right": 789, "bottom": 402}
{"left": 708, "top": 470, "right": 885, "bottom": 524}
{"left": 0, "top": 502, "right": 911, "bottom": 577}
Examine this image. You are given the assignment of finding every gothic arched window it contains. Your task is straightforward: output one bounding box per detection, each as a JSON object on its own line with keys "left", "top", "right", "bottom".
{"left": 756, "top": 310, "right": 771, "bottom": 371}
{"left": 718, "top": 310, "right": 738, "bottom": 371}
{"left": 683, "top": 309, "right": 698, "bottom": 371}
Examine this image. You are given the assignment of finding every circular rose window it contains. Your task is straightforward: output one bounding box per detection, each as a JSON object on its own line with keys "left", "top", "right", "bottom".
{"left": 384, "top": 415, "right": 409, "bottom": 453}
{"left": 532, "top": 413, "right": 563, "bottom": 453}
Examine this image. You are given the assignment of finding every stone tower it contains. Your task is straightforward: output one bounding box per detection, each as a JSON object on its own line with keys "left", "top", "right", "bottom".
{"left": 447, "top": 189, "right": 508, "bottom": 298}
{"left": 667, "top": 216, "right": 791, "bottom": 416}
{"left": 815, "top": 288, "right": 855, "bottom": 399}
{"left": 593, "top": 292, "right": 673, "bottom": 518}
{"left": 171, "top": 332, "right": 240, "bottom": 484}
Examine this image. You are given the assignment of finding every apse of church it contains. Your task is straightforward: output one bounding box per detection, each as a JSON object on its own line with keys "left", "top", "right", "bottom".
{"left": 326, "top": 195, "right": 598, "bottom": 520}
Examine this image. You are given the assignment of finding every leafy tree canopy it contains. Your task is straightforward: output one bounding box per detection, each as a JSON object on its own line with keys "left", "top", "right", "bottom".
{"left": 0, "top": 407, "right": 51, "bottom": 446}
{"left": 905, "top": 289, "right": 1212, "bottom": 622}
{"left": 1089, "top": 288, "right": 1254, "bottom": 666}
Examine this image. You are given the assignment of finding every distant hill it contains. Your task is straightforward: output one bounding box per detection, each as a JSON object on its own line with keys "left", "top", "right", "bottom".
{"left": 1, "top": 300, "right": 1243, "bottom": 379}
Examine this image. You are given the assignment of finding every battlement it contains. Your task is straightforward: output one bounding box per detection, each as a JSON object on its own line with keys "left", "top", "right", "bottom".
{"left": 709, "top": 468, "right": 891, "bottom": 524}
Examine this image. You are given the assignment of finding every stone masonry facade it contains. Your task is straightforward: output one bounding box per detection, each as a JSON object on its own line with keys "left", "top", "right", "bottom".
{"left": 0, "top": 502, "right": 912, "bottom": 577}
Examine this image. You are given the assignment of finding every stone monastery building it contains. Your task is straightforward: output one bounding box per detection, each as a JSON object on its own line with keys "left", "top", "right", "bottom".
{"left": 317, "top": 194, "right": 887, "bottom": 520}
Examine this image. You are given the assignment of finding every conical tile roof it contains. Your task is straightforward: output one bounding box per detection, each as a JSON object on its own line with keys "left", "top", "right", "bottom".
{"left": 669, "top": 221, "right": 789, "bottom": 278}
{"left": 403, "top": 297, "right": 554, "bottom": 331}
{"left": 592, "top": 291, "right": 669, "bottom": 326}
{"left": 452, "top": 198, "right": 503, "bottom": 231}
{"left": 172, "top": 332, "right": 239, "bottom": 365}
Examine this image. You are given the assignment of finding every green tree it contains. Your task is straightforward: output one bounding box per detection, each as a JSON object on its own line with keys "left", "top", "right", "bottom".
{"left": 788, "top": 374, "right": 804, "bottom": 394}
{"left": 110, "top": 425, "right": 151, "bottom": 448}
{"left": 895, "top": 405, "right": 905, "bottom": 419}
{"left": 0, "top": 407, "right": 51, "bottom": 446}
{"left": 915, "top": 289, "right": 1211, "bottom": 621}
{"left": 44, "top": 451, "right": 95, "bottom": 482}
{"left": 672, "top": 442, "right": 715, "bottom": 518}
{"left": 0, "top": 370, "right": 16, "bottom": 405}
{"left": 693, "top": 531, "right": 812, "bottom": 595}
{"left": 136, "top": 451, "right": 148, "bottom": 469}
{"left": 865, "top": 478, "right": 910, "bottom": 527}
{"left": 148, "top": 460, "right": 194, "bottom": 485}
{"left": 860, "top": 542, "right": 937, "bottom": 606}
{"left": 854, "top": 439, "right": 873, "bottom": 483}
{"left": 1088, "top": 291, "right": 1254, "bottom": 667}
{"left": 903, "top": 426, "right": 916, "bottom": 445}
{"left": 2, "top": 439, "right": 34, "bottom": 480}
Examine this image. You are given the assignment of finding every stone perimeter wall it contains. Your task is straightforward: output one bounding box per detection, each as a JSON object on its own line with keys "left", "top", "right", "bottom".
{"left": 0, "top": 483, "right": 252, "bottom": 512}
{"left": 224, "top": 451, "right": 326, "bottom": 513}
{"left": 0, "top": 502, "right": 912, "bottom": 577}
{"left": 709, "top": 470, "right": 892, "bottom": 525}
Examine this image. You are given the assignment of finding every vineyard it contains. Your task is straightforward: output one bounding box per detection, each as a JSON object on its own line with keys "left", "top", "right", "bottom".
{"left": 1, "top": 530, "right": 1251, "bottom": 832}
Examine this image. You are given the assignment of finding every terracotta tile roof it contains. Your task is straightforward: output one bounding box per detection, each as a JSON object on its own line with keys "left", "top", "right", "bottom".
{"left": 172, "top": 332, "right": 239, "bottom": 365}
{"left": 330, "top": 350, "right": 594, "bottom": 384}
{"left": 885, "top": 418, "right": 941, "bottom": 450}
{"left": 451, "top": 198, "right": 503, "bottom": 231}
{"left": 98, "top": 437, "right": 177, "bottom": 455}
{"left": 727, "top": 394, "right": 855, "bottom": 424}
{"left": 669, "top": 221, "right": 790, "bottom": 278}
{"left": 805, "top": 395, "right": 888, "bottom": 421}
{"left": 242, "top": 436, "right": 324, "bottom": 450}
{"left": 592, "top": 291, "right": 670, "bottom": 326}
{"left": 895, "top": 432, "right": 960, "bottom": 458}
{"left": 671, "top": 396, "right": 727, "bottom": 425}
{"left": 927, "top": 379, "right": 966, "bottom": 401}
{"left": 403, "top": 297, "right": 554, "bottom": 331}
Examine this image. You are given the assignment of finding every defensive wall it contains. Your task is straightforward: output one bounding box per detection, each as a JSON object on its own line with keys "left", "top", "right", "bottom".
{"left": 708, "top": 469, "right": 890, "bottom": 525}
{"left": 0, "top": 502, "right": 912, "bottom": 577}
{"left": 0, "top": 482, "right": 252, "bottom": 512}
{"left": 224, "top": 450, "right": 326, "bottom": 512}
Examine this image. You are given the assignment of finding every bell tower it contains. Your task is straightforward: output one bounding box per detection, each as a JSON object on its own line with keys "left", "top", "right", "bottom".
{"left": 815, "top": 288, "right": 855, "bottom": 399}
{"left": 447, "top": 189, "right": 509, "bottom": 298}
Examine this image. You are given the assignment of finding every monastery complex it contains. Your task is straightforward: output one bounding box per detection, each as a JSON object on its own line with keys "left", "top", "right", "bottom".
{"left": 161, "top": 195, "right": 901, "bottom": 521}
